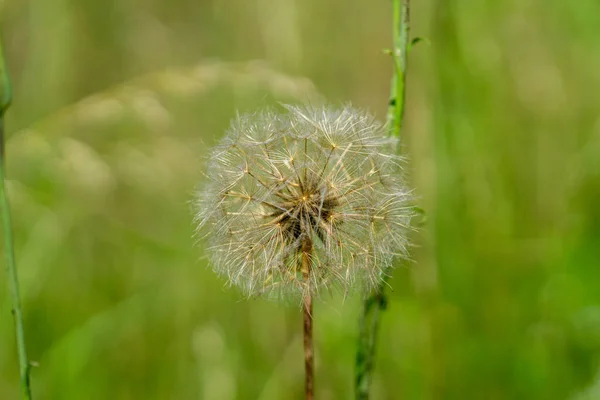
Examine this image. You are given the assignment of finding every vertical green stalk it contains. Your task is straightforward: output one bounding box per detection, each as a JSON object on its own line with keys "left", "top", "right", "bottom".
{"left": 355, "top": 1, "right": 410, "bottom": 399}
{"left": 387, "top": 0, "right": 410, "bottom": 138}
{"left": 0, "top": 32, "right": 33, "bottom": 400}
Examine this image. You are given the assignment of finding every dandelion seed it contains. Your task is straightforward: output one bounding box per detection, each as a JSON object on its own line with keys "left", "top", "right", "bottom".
{"left": 194, "top": 104, "right": 413, "bottom": 301}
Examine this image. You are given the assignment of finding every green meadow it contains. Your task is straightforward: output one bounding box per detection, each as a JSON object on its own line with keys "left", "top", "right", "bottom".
{"left": 1, "top": 1, "right": 600, "bottom": 398}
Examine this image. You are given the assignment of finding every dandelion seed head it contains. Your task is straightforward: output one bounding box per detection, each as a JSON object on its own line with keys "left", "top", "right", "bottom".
{"left": 195, "top": 104, "right": 413, "bottom": 301}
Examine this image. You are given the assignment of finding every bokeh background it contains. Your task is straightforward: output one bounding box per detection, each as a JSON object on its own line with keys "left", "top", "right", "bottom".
{"left": 1, "top": 0, "right": 600, "bottom": 399}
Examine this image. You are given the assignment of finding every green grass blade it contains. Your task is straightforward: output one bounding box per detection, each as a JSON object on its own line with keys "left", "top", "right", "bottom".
{"left": 0, "top": 29, "right": 34, "bottom": 400}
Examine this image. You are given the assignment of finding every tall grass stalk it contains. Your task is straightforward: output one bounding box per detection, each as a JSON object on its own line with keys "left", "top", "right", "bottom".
{"left": 355, "top": 1, "right": 410, "bottom": 398}
{"left": 0, "top": 32, "right": 33, "bottom": 399}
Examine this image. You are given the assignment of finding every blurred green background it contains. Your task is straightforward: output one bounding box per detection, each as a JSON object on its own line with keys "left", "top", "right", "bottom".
{"left": 1, "top": 0, "right": 600, "bottom": 399}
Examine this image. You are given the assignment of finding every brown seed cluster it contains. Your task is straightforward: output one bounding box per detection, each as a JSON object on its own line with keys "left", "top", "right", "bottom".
{"left": 195, "top": 104, "right": 413, "bottom": 301}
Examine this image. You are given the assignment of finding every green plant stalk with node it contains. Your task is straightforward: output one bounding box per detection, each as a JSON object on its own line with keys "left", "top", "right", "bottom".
{"left": 355, "top": 0, "right": 410, "bottom": 399}
{"left": 0, "top": 31, "right": 34, "bottom": 400}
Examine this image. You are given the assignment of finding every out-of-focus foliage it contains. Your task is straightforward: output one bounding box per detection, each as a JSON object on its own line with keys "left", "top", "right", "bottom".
{"left": 0, "top": 0, "right": 599, "bottom": 399}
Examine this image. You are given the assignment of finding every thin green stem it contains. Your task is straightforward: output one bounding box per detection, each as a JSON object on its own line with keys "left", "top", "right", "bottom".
{"left": 355, "top": 281, "right": 387, "bottom": 400}
{"left": 0, "top": 32, "right": 33, "bottom": 399}
{"left": 355, "top": 1, "right": 410, "bottom": 399}
{"left": 386, "top": 0, "right": 410, "bottom": 138}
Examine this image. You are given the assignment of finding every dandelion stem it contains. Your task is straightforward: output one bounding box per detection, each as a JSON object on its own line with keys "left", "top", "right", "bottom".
{"left": 302, "top": 238, "right": 314, "bottom": 400}
{"left": 0, "top": 32, "right": 33, "bottom": 400}
{"left": 355, "top": 0, "right": 410, "bottom": 399}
